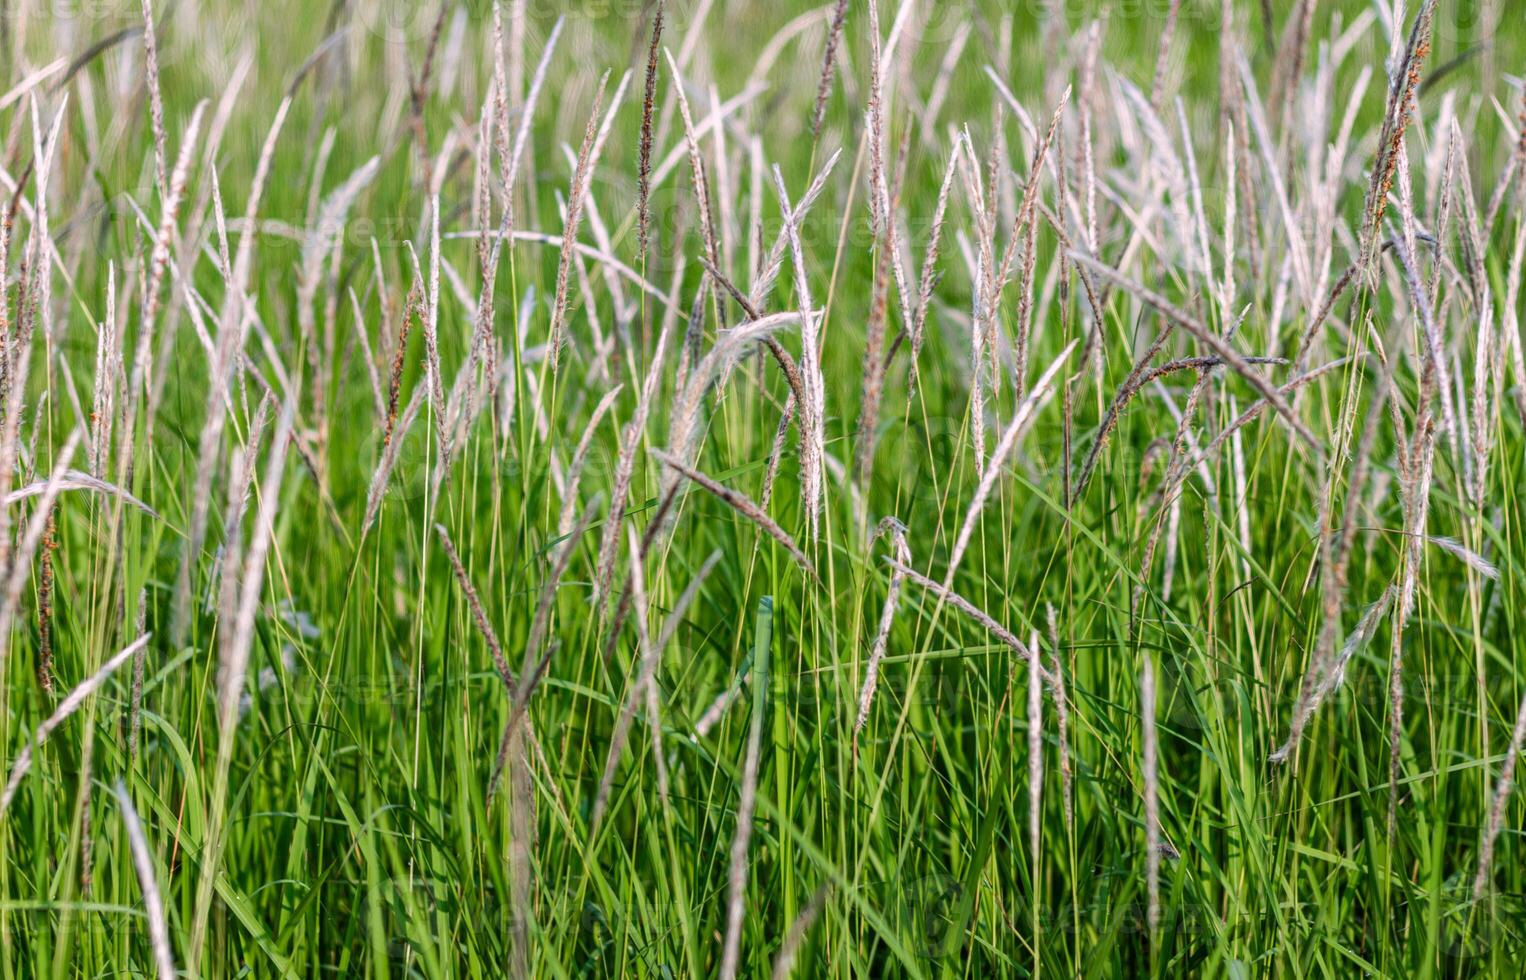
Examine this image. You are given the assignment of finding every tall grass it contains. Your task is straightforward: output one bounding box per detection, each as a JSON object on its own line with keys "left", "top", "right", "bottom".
{"left": 0, "top": 1, "right": 1524, "bottom": 976}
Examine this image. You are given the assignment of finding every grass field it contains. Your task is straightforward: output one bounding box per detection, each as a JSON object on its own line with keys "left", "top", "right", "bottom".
{"left": 0, "top": 0, "right": 1524, "bottom": 975}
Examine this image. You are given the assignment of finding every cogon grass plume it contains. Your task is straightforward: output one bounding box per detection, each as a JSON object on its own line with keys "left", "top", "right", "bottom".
{"left": 397, "top": 5, "right": 448, "bottom": 190}
{"left": 364, "top": 385, "right": 426, "bottom": 535}
{"left": 767, "top": 163, "right": 833, "bottom": 539}
{"left": 852, "top": 215, "right": 894, "bottom": 495}
{"left": 659, "top": 312, "right": 807, "bottom": 523}
{"left": 420, "top": 205, "right": 453, "bottom": 496}
{"left": 0, "top": 110, "right": 60, "bottom": 597}
{"left": 1385, "top": 364, "right": 1440, "bottom": 831}
{"left": 906, "top": 147, "right": 958, "bottom": 390}
{"left": 1150, "top": 0, "right": 1183, "bottom": 112}
{"left": 77, "top": 684, "right": 96, "bottom": 896}
{"left": 759, "top": 394, "right": 796, "bottom": 511}
{"left": 699, "top": 256, "right": 809, "bottom": 413}
{"left": 748, "top": 148, "right": 841, "bottom": 311}
{"left": 127, "top": 587, "right": 149, "bottom": 760}
{"left": 855, "top": 1, "right": 896, "bottom": 462}
{"left": 90, "top": 263, "right": 120, "bottom": 482}
{"left": 138, "top": 0, "right": 168, "bottom": 199}
{"left": 435, "top": 522, "right": 513, "bottom": 688}
{"left": 998, "top": 88, "right": 1069, "bottom": 401}
{"left": 133, "top": 96, "right": 206, "bottom": 410}
{"left": 557, "top": 383, "right": 623, "bottom": 537}
{"left": 664, "top": 47, "right": 719, "bottom": 269}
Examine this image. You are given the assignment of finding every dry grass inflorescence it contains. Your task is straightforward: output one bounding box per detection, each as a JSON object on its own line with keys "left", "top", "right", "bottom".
{"left": 0, "top": 0, "right": 1523, "bottom": 975}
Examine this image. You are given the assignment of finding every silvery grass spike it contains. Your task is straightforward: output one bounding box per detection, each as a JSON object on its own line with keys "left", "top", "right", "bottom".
{"left": 636, "top": 0, "right": 665, "bottom": 263}
{"left": 660, "top": 312, "right": 807, "bottom": 528}
{"left": 663, "top": 48, "right": 719, "bottom": 269}
{"left": 651, "top": 449, "right": 816, "bottom": 581}
{"left": 0, "top": 633, "right": 151, "bottom": 816}
{"left": 907, "top": 147, "right": 959, "bottom": 392}
{"left": 114, "top": 780, "right": 176, "bottom": 980}
{"left": 771, "top": 885, "right": 829, "bottom": 980}
{"left": 0, "top": 428, "right": 81, "bottom": 647}
{"left": 1068, "top": 250, "right": 1322, "bottom": 454}
{"left": 0, "top": 98, "right": 68, "bottom": 582}
{"left": 1046, "top": 604, "right": 1073, "bottom": 831}
{"left": 1142, "top": 655, "right": 1161, "bottom": 938}
{"left": 699, "top": 256, "right": 808, "bottom": 413}
{"left": 594, "top": 274, "right": 679, "bottom": 605}
{"left": 486, "top": 500, "right": 597, "bottom": 804}
{"left": 501, "top": 15, "right": 563, "bottom": 225}
{"left": 174, "top": 96, "right": 291, "bottom": 645}
{"left": 994, "top": 87, "right": 1069, "bottom": 400}
{"left": 853, "top": 518, "right": 910, "bottom": 748}
{"left": 810, "top": 0, "right": 849, "bottom": 138}
{"left": 1357, "top": 0, "right": 1437, "bottom": 284}
{"left": 748, "top": 148, "right": 840, "bottom": 312}
{"left": 718, "top": 598, "right": 769, "bottom": 980}
{"left": 1280, "top": 317, "right": 1405, "bottom": 770}
{"left": 548, "top": 71, "right": 611, "bottom": 372}
{"left": 1476, "top": 686, "right": 1526, "bottom": 900}
{"left": 134, "top": 96, "right": 206, "bottom": 407}
{"left": 768, "top": 166, "right": 828, "bottom": 540}
{"left": 3, "top": 468, "right": 159, "bottom": 518}
{"left": 890, "top": 558, "right": 1055, "bottom": 687}
{"left": 557, "top": 384, "right": 622, "bottom": 537}
{"left": 1027, "top": 627, "right": 1044, "bottom": 903}
{"left": 1269, "top": 587, "right": 1395, "bottom": 765}
{"left": 943, "top": 340, "right": 1076, "bottom": 588}
{"left": 139, "top": 0, "right": 168, "bottom": 198}
{"left": 1233, "top": 56, "right": 1311, "bottom": 302}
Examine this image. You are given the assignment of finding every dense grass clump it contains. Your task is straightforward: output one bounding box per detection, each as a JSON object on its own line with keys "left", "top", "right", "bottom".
{"left": 2, "top": 0, "right": 1526, "bottom": 976}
